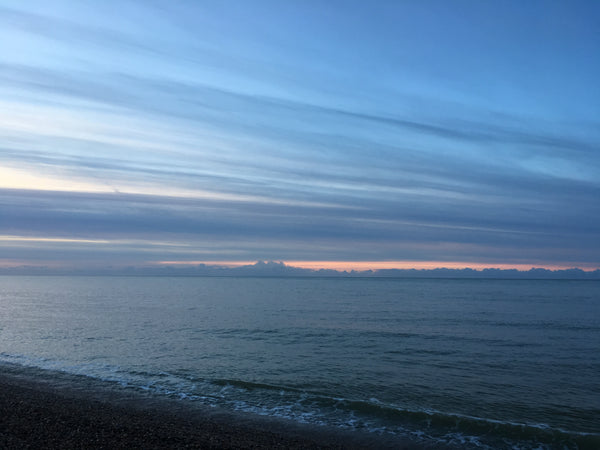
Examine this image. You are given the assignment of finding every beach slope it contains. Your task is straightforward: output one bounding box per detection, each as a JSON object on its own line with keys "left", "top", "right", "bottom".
{"left": 0, "top": 371, "right": 417, "bottom": 449}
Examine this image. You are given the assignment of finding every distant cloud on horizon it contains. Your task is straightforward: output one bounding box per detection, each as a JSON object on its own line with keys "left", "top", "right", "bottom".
{"left": 1, "top": 259, "right": 599, "bottom": 279}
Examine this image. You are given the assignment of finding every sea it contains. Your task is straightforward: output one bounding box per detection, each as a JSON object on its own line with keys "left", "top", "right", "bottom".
{"left": 0, "top": 276, "right": 598, "bottom": 449}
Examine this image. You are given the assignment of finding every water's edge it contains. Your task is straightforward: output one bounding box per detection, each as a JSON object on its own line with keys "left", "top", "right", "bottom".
{"left": 2, "top": 358, "right": 598, "bottom": 450}
{"left": 0, "top": 361, "right": 428, "bottom": 449}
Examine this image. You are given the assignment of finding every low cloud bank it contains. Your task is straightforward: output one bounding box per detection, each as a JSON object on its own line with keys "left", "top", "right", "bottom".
{"left": 2, "top": 261, "right": 599, "bottom": 279}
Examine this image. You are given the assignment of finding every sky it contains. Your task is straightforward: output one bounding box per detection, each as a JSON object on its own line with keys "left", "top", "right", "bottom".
{"left": 1, "top": 0, "right": 599, "bottom": 272}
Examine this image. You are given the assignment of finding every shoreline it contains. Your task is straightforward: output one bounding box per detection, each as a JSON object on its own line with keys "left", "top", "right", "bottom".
{"left": 0, "top": 365, "right": 430, "bottom": 449}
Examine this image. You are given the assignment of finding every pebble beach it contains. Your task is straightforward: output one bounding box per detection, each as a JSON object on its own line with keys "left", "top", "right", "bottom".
{"left": 0, "top": 370, "right": 416, "bottom": 449}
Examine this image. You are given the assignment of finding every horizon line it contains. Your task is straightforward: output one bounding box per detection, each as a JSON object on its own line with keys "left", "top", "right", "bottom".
{"left": 154, "top": 260, "right": 600, "bottom": 272}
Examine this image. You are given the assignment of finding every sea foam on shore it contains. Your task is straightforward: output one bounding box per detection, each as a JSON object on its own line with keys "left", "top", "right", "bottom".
{"left": 0, "top": 363, "right": 417, "bottom": 449}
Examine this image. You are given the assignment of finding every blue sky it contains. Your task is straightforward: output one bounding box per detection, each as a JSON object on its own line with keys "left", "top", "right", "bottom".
{"left": 1, "top": 0, "right": 599, "bottom": 271}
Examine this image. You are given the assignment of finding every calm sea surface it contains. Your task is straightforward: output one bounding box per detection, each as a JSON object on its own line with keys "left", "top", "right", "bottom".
{"left": 0, "top": 276, "right": 598, "bottom": 449}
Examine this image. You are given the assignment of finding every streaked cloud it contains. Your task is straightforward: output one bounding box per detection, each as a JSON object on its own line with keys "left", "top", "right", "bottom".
{"left": 0, "top": 1, "right": 599, "bottom": 271}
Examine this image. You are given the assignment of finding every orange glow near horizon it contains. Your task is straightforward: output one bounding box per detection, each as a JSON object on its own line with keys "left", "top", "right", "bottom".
{"left": 1, "top": 259, "right": 597, "bottom": 272}
{"left": 155, "top": 260, "right": 599, "bottom": 272}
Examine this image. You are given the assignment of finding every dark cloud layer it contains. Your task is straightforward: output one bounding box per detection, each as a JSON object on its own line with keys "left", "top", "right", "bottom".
{"left": 2, "top": 185, "right": 597, "bottom": 267}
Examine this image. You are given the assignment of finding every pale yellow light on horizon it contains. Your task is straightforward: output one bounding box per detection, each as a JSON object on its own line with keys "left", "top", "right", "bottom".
{"left": 0, "top": 166, "right": 341, "bottom": 208}
{"left": 0, "top": 166, "right": 247, "bottom": 199}
{"left": 0, "top": 166, "right": 110, "bottom": 194}
{"left": 0, "top": 235, "right": 111, "bottom": 244}
{"left": 0, "top": 235, "right": 209, "bottom": 250}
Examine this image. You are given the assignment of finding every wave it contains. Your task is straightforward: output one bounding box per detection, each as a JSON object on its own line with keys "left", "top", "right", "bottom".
{"left": 1, "top": 353, "right": 598, "bottom": 450}
{"left": 212, "top": 378, "right": 305, "bottom": 393}
{"left": 210, "top": 377, "right": 599, "bottom": 449}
